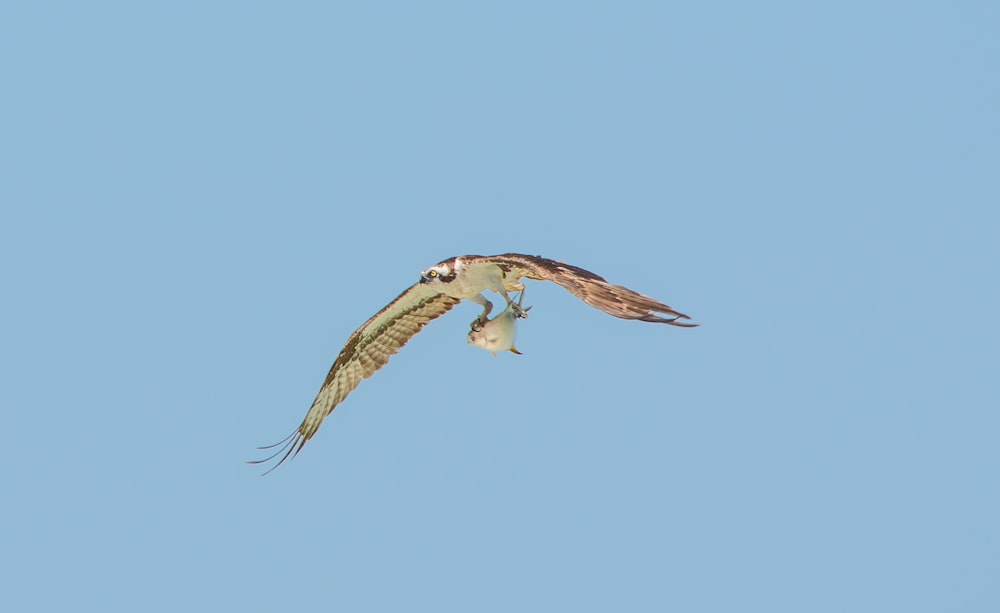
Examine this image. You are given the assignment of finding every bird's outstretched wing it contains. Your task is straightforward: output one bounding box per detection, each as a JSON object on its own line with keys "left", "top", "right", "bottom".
{"left": 471, "top": 253, "right": 698, "bottom": 326}
{"left": 250, "top": 283, "right": 460, "bottom": 473}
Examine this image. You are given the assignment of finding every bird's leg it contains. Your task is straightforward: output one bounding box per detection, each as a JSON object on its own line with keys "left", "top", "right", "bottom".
{"left": 502, "top": 289, "right": 530, "bottom": 319}
{"left": 517, "top": 290, "right": 533, "bottom": 318}
{"left": 468, "top": 293, "right": 494, "bottom": 331}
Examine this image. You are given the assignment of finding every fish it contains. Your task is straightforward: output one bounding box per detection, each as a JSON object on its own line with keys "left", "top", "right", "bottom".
{"left": 467, "top": 289, "right": 531, "bottom": 356}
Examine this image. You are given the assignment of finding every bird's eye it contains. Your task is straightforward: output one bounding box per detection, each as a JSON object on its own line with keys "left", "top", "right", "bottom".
{"left": 428, "top": 270, "right": 438, "bottom": 278}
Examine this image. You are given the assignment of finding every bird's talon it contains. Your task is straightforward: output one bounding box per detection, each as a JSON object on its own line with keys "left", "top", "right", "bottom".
{"left": 507, "top": 289, "right": 530, "bottom": 319}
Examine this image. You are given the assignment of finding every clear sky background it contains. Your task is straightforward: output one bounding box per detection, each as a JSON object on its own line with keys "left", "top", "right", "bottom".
{"left": 3, "top": 2, "right": 998, "bottom": 612}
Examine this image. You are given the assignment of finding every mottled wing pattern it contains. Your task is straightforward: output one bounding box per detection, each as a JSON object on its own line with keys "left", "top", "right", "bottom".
{"left": 252, "top": 284, "right": 461, "bottom": 473}
{"left": 478, "top": 253, "right": 698, "bottom": 326}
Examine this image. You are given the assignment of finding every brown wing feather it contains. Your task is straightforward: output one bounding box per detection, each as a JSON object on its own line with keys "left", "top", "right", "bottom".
{"left": 481, "top": 253, "right": 698, "bottom": 326}
{"left": 251, "top": 284, "right": 460, "bottom": 473}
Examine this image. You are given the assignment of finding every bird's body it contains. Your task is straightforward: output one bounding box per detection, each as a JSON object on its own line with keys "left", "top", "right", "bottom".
{"left": 252, "top": 253, "right": 697, "bottom": 473}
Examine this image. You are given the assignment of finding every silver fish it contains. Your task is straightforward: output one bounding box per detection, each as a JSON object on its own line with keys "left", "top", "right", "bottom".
{"left": 467, "top": 290, "right": 531, "bottom": 356}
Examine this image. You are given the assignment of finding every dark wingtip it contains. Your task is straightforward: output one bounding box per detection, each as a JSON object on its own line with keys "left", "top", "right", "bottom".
{"left": 669, "top": 314, "right": 700, "bottom": 327}
{"left": 637, "top": 312, "right": 700, "bottom": 326}
{"left": 247, "top": 430, "right": 303, "bottom": 476}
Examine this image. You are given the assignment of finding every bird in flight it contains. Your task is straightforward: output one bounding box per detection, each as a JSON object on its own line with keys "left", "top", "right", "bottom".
{"left": 252, "top": 253, "right": 697, "bottom": 473}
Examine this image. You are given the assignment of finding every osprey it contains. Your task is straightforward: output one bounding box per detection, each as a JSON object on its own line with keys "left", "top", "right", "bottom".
{"left": 252, "top": 253, "right": 697, "bottom": 473}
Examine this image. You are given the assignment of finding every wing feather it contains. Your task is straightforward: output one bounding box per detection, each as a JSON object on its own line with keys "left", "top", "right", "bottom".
{"left": 251, "top": 283, "right": 460, "bottom": 473}
{"left": 475, "top": 253, "right": 698, "bottom": 326}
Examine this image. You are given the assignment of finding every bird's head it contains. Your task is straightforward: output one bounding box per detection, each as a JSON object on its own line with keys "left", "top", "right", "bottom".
{"left": 420, "top": 262, "right": 456, "bottom": 285}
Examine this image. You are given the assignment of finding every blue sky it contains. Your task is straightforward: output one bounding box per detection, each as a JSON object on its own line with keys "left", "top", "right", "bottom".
{"left": 3, "top": 2, "right": 998, "bottom": 611}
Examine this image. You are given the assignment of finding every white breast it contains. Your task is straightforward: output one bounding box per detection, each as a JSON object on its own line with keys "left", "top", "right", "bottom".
{"left": 454, "top": 259, "right": 507, "bottom": 296}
